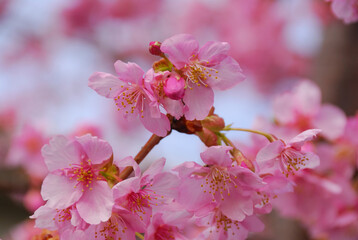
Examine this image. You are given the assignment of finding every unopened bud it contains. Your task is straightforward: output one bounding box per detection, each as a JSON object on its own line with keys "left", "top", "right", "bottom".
{"left": 201, "top": 114, "right": 225, "bottom": 132}
{"left": 164, "top": 76, "right": 185, "bottom": 100}
{"left": 196, "top": 128, "right": 218, "bottom": 147}
{"left": 149, "top": 41, "right": 162, "bottom": 56}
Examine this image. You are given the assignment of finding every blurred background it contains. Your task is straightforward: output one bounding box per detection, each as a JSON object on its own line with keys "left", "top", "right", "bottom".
{"left": 0, "top": 0, "right": 357, "bottom": 239}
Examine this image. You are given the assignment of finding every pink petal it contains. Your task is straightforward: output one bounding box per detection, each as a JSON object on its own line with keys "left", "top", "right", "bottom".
{"left": 75, "top": 134, "right": 113, "bottom": 165}
{"left": 31, "top": 205, "right": 58, "bottom": 230}
{"left": 42, "top": 135, "right": 82, "bottom": 172}
{"left": 161, "top": 98, "right": 184, "bottom": 119}
{"left": 289, "top": 129, "right": 321, "bottom": 149}
{"left": 205, "top": 56, "right": 245, "bottom": 90}
{"left": 177, "top": 178, "right": 212, "bottom": 212}
{"left": 114, "top": 156, "right": 141, "bottom": 177}
{"left": 220, "top": 191, "right": 253, "bottom": 221}
{"left": 112, "top": 177, "right": 141, "bottom": 199}
{"left": 295, "top": 80, "right": 322, "bottom": 117}
{"left": 88, "top": 72, "right": 122, "bottom": 98}
{"left": 241, "top": 215, "right": 265, "bottom": 232}
{"left": 198, "top": 41, "right": 230, "bottom": 65}
{"left": 114, "top": 60, "right": 144, "bottom": 85}
{"left": 302, "top": 152, "right": 320, "bottom": 169}
{"left": 273, "top": 93, "right": 297, "bottom": 124}
{"left": 230, "top": 167, "right": 265, "bottom": 189}
{"left": 41, "top": 174, "right": 83, "bottom": 209}
{"left": 200, "top": 146, "right": 232, "bottom": 167}
{"left": 140, "top": 105, "right": 170, "bottom": 137}
{"left": 76, "top": 181, "right": 114, "bottom": 224}
{"left": 149, "top": 172, "right": 180, "bottom": 200}
{"left": 183, "top": 85, "right": 214, "bottom": 120}
{"left": 312, "top": 104, "right": 346, "bottom": 140}
{"left": 331, "top": 0, "right": 358, "bottom": 24}
{"left": 161, "top": 34, "right": 199, "bottom": 69}
{"left": 172, "top": 161, "right": 204, "bottom": 177}
{"left": 256, "top": 141, "right": 285, "bottom": 167}
{"left": 142, "top": 158, "right": 166, "bottom": 181}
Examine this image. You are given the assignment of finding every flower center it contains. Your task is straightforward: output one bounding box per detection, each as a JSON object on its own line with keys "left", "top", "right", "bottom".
{"left": 124, "top": 188, "right": 164, "bottom": 220}
{"left": 54, "top": 208, "right": 71, "bottom": 223}
{"left": 207, "top": 212, "right": 240, "bottom": 234}
{"left": 281, "top": 148, "right": 309, "bottom": 175}
{"left": 183, "top": 61, "right": 218, "bottom": 89}
{"left": 113, "top": 84, "right": 145, "bottom": 117}
{"left": 32, "top": 230, "right": 59, "bottom": 240}
{"left": 64, "top": 160, "right": 102, "bottom": 191}
{"left": 155, "top": 225, "right": 177, "bottom": 240}
{"left": 201, "top": 167, "right": 237, "bottom": 201}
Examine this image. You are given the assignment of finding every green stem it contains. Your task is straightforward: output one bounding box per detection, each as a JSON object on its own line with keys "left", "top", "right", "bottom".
{"left": 223, "top": 127, "right": 275, "bottom": 142}
{"left": 217, "top": 132, "right": 255, "bottom": 171}
{"left": 135, "top": 232, "right": 144, "bottom": 239}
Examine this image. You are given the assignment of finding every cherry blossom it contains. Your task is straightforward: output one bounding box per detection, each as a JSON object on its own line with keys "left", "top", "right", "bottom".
{"left": 89, "top": 60, "right": 170, "bottom": 136}
{"left": 161, "top": 34, "right": 245, "bottom": 120}
{"left": 256, "top": 129, "right": 321, "bottom": 176}
{"left": 40, "top": 134, "right": 114, "bottom": 224}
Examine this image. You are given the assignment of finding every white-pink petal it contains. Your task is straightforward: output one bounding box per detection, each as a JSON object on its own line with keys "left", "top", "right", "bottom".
{"left": 273, "top": 92, "right": 297, "bottom": 124}
{"left": 200, "top": 146, "right": 232, "bottom": 167}
{"left": 289, "top": 129, "right": 321, "bottom": 149}
{"left": 31, "top": 205, "right": 58, "bottom": 230}
{"left": 302, "top": 152, "right": 320, "bottom": 169}
{"left": 142, "top": 157, "right": 166, "bottom": 181}
{"left": 295, "top": 80, "right": 322, "bottom": 117}
{"left": 256, "top": 140, "right": 285, "bottom": 167}
{"left": 140, "top": 107, "right": 170, "bottom": 137}
{"left": 183, "top": 85, "right": 214, "bottom": 120}
{"left": 76, "top": 181, "right": 114, "bottom": 225}
{"left": 88, "top": 72, "right": 122, "bottom": 98}
{"left": 312, "top": 104, "right": 346, "bottom": 140}
{"left": 75, "top": 134, "right": 113, "bottom": 165}
{"left": 42, "top": 135, "right": 82, "bottom": 172}
{"left": 114, "top": 156, "right": 141, "bottom": 177}
{"left": 198, "top": 41, "right": 230, "bottom": 65}
{"left": 220, "top": 192, "right": 253, "bottom": 222}
{"left": 114, "top": 60, "right": 144, "bottom": 85}
{"left": 161, "top": 98, "right": 184, "bottom": 119}
{"left": 161, "top": 34, "right": 199, "bottom": 69}
{"left": 206, "top": 56, "right": 245, "bottom": 90}
{"left": 41, "top": 174, "right": 83, "bottom": 209}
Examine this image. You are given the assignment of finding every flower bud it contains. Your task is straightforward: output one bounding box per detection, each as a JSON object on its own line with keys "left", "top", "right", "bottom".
{"left": 196, "top": 128, "right": 218, "bottom": 147}
{"left": 149, "top": 41, "right": 162, "bottom": 56}
{"left": 164, "top": 76, "right": 185, "bottom": 100}
{"left": 201, "top": 114, "right": 225, "bottom": 132}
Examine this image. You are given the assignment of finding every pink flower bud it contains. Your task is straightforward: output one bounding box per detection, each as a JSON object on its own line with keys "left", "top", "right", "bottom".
{"left": 164, "top": 76, "right": 185, "bottom": 100}
{"left": 149, "top": 41, "right": 162, "bottom": 56}
{"left": 201, "top": 114, "right": 225, "bottom": 131}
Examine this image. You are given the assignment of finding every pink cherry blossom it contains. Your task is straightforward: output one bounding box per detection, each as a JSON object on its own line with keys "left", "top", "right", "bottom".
{"left": 174, "top": 146, "right": 264, "bottom": 222}
{"left": 31, "top": 203, "right": 88, "bottom": 238}
{"left": 113, "top": 157, "right": 179, "bottom": 225}
{"left": 6, "top": 125, "right": 48, "bottom": 178}
{"left": 196, "top": 212, "right": 264, "bottom": 240}
{"left": 328, "top": 0, "right": 358, "bottom": 24}
{"left": 161, "top": 34, "right": 245, "bottom": 120}
{"left": 273, "top": 80, "right": 346, "bottom": 140}
{"left": 256, "top": 129, "right": 321, "bottom": 176}
{"left": 145, "top": 209, "right": 192, "bottom": 240}
{"left": 40, "top": 134, "right": 114, "bottom": 224}
{"left": 89, "top": 60, "right": 170, "bottom": 136}
{"left": 82, "top": 205, "right": 143, "bottom": 240}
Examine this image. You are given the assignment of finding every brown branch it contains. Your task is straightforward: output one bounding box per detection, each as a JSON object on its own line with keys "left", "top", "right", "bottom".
{"left": 118, "top": 134, "right": 166, "bottom": 180}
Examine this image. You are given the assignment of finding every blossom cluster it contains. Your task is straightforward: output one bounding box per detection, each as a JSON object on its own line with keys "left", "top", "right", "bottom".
{"left": 29, "top": 35, "right": 324, "bottom": 240}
